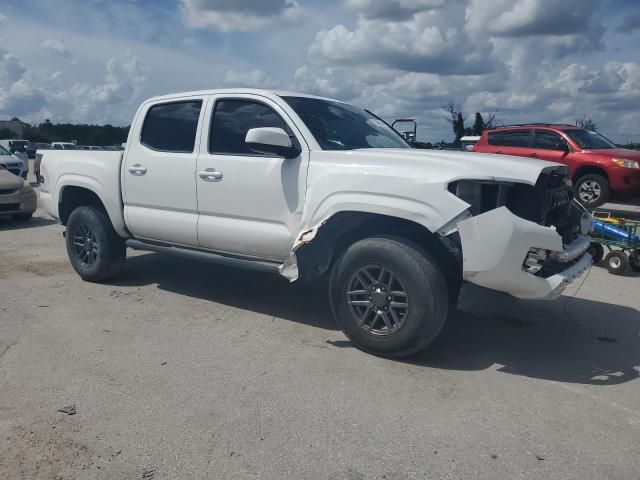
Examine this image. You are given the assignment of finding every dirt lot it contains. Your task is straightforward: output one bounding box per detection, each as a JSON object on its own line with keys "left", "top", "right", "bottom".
{"left": 1, "top": 202, "right": 639, "bottom": 479}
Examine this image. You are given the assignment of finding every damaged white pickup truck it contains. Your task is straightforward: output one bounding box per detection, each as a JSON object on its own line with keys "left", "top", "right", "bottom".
{"left": 40, "top": 89, "right": 592, "bottom": 357}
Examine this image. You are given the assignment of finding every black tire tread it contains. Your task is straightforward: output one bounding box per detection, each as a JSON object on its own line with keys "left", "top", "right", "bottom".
{"left": 66, "top": 206, "right": 125, "bottom": 282}
{"left": 330, "top": 236, "right": 449, "bottom": 358}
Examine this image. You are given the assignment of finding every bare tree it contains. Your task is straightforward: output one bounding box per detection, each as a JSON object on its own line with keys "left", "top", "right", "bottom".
{"left": 576, "top": 115, "right": 597, "bottom": 131}
{"left": 441, "top": 101, "right": 467, "bottom": 144}
{"left": 483, "top": 110, "right": 499, "bottom": 129}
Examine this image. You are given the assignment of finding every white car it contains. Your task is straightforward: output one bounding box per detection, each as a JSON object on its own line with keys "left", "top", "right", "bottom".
{"left": 51, "top": 142, "right": 77, "bottom": 150}
{"left": 0, "top": 144, "right": 28, "bottom": 178}
{"left": 0, "top": 139, "right": 29, "bottom": 178}
{"left": 39, "top": 89, "right": 592, "bottom": 357}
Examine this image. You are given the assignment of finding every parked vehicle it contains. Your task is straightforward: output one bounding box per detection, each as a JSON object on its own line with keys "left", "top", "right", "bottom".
{"left": 34, "top": 143, "right": 51, "bottom": 182}
{"left": 588, "top": 213, "right": 640, "bottom": 275}
{"left": 0, "top": 144, "right": 28, "bottom": 179}
{"left": 472, "top": 124, "right": 640, "bottom": 208}
{"left": 0, "top": 139, "right": 29, "bottom": 178}
{"left": 0, "top": 165, "right": 37, "bottom": 221}
{"left": 40, "top": 89, "right": 592, "bottom": 357}
{"left": 51, "top": 142, "right": 77, "bottom": 150}
{"left": 460, "top": 136, "right": 480, "bottom": 151}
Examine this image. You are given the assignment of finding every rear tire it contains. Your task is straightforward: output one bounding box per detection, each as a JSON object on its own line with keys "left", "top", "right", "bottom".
{"left": 604, "top": 251, "right": 628, "bottom": 275}
{"left": 574, "top": 174, "right": 610, "bottom": 209}
{"left": 66, "top": 206, "right": 126, "bottom": 282}
{"left": 629, "top": 251, "right": 640, "bottom": 273}
{"left": 588, "top": 242, "right": 604, "bottom": 264}
{"left": 329, "top": 236, "right": 448, "bottom": 358}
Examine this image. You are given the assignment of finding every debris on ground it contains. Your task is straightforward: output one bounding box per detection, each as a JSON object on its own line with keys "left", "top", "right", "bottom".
{"left": 57, "top": 405, "right": 76, "bottom": 415}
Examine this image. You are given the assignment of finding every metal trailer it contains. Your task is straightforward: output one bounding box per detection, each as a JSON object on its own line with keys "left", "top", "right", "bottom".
{"left": 588, "top": 212, "right": 640, "bottom": 275}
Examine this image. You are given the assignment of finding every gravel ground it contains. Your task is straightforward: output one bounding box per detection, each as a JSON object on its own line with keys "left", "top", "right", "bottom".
{"left": 0, "top": 199, "right": 639, "bottom": 480}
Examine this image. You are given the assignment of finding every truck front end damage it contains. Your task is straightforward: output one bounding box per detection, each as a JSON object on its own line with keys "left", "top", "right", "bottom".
{"left": 447, "top": 167, "right": 592, "bottom": 300}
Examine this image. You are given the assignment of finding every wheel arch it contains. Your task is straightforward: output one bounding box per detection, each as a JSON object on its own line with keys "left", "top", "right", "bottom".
{"left": 573, "top": 165, "right": 609, "bottom": 182}
{"left": 291, "top": 211, "right": 462, "bottom": 302}
{"left": 58, "top": 186, "right": 108, "bottom": 225}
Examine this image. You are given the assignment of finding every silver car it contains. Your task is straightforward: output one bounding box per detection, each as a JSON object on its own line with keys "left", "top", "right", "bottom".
{"left": 0, "top": 166, "right": 37, "bottom": 221}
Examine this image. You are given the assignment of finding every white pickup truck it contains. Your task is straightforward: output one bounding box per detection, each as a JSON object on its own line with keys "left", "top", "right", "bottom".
{"left": 41, "top": 89, "right": 592, "bottom": 357}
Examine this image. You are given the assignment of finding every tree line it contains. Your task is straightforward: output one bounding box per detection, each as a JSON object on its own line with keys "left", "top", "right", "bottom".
{"left": 0, "top": 118, "right": 129, "bottom": 146}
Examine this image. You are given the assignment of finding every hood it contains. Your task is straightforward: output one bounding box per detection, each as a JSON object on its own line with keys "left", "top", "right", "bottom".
{"left": 583, "top": 148, "right": 640, "bottom": 160}
{"left": 331, "top": 148, "right": 564, "bottom": 185}
{"left": 0, "top": 167, "right": 24, "bottom": 189}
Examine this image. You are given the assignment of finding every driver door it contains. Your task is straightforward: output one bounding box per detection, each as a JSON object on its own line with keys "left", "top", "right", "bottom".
{"left": 195, "top": 95, "right": 309, "bottom": 261}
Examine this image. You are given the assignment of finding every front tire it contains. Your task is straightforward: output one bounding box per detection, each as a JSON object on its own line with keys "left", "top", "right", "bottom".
{"left": 629, "top": 251, "right": 640, "bottom": 273}
{"left": 329, "top": 237, "right": 448, "bottom": 358}
{"left": 574, "top": 174, "right": 610, "bottom": 209}
{"left": 588, "top": 242, "right": 604, "bottom": 264}
{"left": 66, "top": 206, "right": 126, "bottom": 282}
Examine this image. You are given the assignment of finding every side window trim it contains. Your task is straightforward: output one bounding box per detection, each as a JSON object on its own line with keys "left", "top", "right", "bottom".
{"left": 208, "top": 97, "right": 300, "bottom": 157}
{"left": 139, "top": 99, "right": 204, "bottom": 154}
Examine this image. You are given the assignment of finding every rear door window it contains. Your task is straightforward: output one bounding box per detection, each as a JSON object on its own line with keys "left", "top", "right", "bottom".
{"left": 141, "top": 100, "right": 203, "bottom": 153}
{"left": 503, "top": 131, "right": 531, "bottom": 148}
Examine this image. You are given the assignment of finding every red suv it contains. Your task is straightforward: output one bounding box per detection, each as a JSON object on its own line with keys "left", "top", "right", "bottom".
{"left": 472, "top": 124, "right": 640, "bottom": 208}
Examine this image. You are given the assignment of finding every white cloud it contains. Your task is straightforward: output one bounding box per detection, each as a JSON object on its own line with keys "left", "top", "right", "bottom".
{"left": 308, "top": 12, "right": 495, "bottom": 75}
{"left": 40, "top": 39, "right": 72, "bottom": 58}
{"left": 345, "top": 0, "right": 446, "bottom": 21}
{"left": 224, "top": 69, "right": 278, "bottom": 88}
{"left": 181, "top": 0, "right": 302, "bottom": 32}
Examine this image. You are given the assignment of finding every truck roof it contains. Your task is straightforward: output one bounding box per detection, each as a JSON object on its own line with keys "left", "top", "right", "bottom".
{"left": 145, "top": 88, "right": 346, "bottom": 105}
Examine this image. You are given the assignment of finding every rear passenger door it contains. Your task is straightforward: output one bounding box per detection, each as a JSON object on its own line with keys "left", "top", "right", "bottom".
{"left": 487, "top": 130, "right": 532, "bottom": 158}
{"left": 529, "top": 130, "right": 571, "bottom": 165}
{"left": 123, "top": 97, "right": 206, "bottom": 246}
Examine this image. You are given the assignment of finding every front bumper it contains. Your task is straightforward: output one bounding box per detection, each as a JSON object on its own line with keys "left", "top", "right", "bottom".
{"left": 609, "top": 167, "right": 640, "bottom": 193}
{"left": 0, "top": 189, "right": 37, "bottom": 215}
{"left": 457, "top": 206, "right": 591, "bottom": 300}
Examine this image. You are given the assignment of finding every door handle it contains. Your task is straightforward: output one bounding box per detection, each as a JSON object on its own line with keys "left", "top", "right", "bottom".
{"left": 528, "top": 153, "right": 538, "bottom": 158}
{"left": 198, "top": 168, "right": 223, "bottom": 182}
{"left": 128, "top": 164, "right": 147, "bottom": 175}
{"left": 495, "top": 150, "right": 503, "bottom": 154}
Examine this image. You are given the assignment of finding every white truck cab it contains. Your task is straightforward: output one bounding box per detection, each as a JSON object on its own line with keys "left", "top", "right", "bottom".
{"left": 40, "top": 89, "right": 592, "bottom": 357}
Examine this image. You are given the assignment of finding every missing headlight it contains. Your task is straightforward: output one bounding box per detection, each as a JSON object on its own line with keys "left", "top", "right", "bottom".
{"left": 448, "top": 180, "right": 513, "bottom": 216}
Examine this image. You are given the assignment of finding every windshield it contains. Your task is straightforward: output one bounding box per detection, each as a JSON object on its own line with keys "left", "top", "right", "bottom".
{"left": 0, "top": 145, "right": 10, "bottom": 156}
{"left": 282, "top": 96, "right": 410, "bottom": 150}
{"left": 562, "top": 129, "right": 617, "bottom": 149}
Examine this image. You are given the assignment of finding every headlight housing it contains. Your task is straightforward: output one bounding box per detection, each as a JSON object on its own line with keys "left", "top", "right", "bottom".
{"left": 612, "top": 158, "right": 640, "bottom": 169}
{"left": 20, "top": 182, "right": 33, "bottom": 193}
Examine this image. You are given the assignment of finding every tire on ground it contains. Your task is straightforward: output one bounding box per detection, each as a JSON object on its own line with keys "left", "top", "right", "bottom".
{"left": 329, "top": 236, "right": 449, "bottom": 358}
{"left": 629, "top": 251, "right": 640, "bottom": 273}
{"left": 65, "top": 206, "right": 126, "bottom": 282}
{"left": 604, "top": 251, "right": 628, "bottom": 276}
{"left": 588, "top": 242, "right": 604, "bottom": 264}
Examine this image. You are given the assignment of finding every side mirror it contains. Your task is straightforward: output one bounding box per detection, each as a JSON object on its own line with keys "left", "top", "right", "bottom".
{"left": 245, "top": 127, "right": 300, "bottom": 159}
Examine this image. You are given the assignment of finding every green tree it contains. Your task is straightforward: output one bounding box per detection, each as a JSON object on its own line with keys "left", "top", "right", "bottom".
{"left": 472, "top": 112, "right": 485, "bottom": 136}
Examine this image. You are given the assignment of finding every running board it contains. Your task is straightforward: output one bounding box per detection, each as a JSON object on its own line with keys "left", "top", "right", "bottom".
{"left": 125, "top": 239, "right": 281, "bottom": 274}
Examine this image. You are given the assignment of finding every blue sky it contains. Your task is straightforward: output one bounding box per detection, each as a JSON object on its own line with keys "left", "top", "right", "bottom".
{"left": 0, "top": 0, "right": 639, "bottom": 143}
